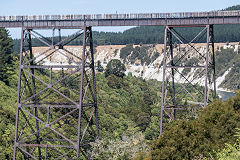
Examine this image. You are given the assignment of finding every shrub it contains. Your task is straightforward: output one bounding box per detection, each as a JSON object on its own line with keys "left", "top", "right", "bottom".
{"left": 148, "top": 91, "right": 240, "bottom": 159}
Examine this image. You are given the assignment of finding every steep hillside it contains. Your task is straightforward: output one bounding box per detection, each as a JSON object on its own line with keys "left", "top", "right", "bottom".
{"left": 31, "top": 42, "right": 239, "bottom": 91}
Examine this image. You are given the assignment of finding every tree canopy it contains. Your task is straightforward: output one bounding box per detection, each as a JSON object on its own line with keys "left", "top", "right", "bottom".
{"left": 0, "top": 28, "right": 14, "bottom": 85}
{"left": 105, "top": 59, "right": 126, "bottom": 78}
{"left": 96, "top": 60, "right": 104, "bottom": 72}
{"left": 146, "top": 92, "right": 240, "bottom": 159}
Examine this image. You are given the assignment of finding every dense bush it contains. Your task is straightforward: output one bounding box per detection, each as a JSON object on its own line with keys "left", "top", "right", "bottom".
{"left": 0, "top": 28, "right": 15, "bottom": 85}
{"left": 120, "top": 44, "right": 160, "bottom": 65}
{"left": 105, "top": 59, "right": 126, "bottom": 78}
{"left": 215, "top": 48, "right": 236, "bottom": 77}
{"left": 96, "top": 60, "right": 104, "bottom": 72}
{"left": 147, "top": 91, "right": 240, "bottom": 159}
{"left": 0, "top": 81, "right": 17, "bottom": 159}
{"left": 120, "top": 44, "right": 134, "bottom": 60}
{"left": 214, "top": 128, "right": 240, "bottom": 160}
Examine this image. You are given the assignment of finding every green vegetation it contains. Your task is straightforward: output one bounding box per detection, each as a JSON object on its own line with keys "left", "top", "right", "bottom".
{"left": 105, "top": 59, "right": 126, "bottom": 78}
{"left": 216, "top": 48, "right": 236, "bottom": 77}
{"left": 215, "top": 47, "right": 240, "bottom": 90}
{"left": 0, "top": 28, "right": 15, "bottom": 86}
{"left": 0, "top": 28, "right": 163, "bottom": 158}
{"left": 0, "top": 81, "right": 17, "bottom": 159}
{"left": 182, "top": 57, "right": 199, "bottom": 76}
{"left": 0, "top": 70, "right": 162, "bottom": 159}
{"left": 120, "top": 44, "right": 160, "bottom": 65}
{"left": 0, "top": 28, "right": 18, "bottom": 159}
{"left": 90, "top": 74, "right": 161, "bottom": 159}
{"left": 224, "top": 5, "right": 240, "bottom": 11}
{"left": 145, "top": 92, "right": 240, "bottom": 159}
{"left": 214, "top": 129, "right": 240, "bottom": 160}
{"left": 96, "top": 60, "right": 104, "bottom": 72}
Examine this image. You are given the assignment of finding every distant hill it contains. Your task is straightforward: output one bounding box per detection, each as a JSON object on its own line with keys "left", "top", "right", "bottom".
{"left": 102, "top": 4, "right": 240, "bottom": 45}
{"left": 224, "top": 5, "right": 240, "bottom": 10}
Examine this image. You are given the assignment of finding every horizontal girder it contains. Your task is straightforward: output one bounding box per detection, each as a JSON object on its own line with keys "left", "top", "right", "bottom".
{"left": 1, "top": 10, "right": 240, "bottom": 28}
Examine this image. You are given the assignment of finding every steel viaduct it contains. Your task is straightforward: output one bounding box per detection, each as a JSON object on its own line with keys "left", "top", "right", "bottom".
{"left": 1, "top": 10, "right": 239, "bottom": 159}
{"left": 1, "top": 11, "right": 240, "bottom": 28}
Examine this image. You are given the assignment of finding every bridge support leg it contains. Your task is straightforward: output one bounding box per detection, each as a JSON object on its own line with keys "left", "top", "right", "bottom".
{"left": 210, "top": 25, "right": 217, "bottom": 99}
{"left": 160, "top": 25, "right": 216, "bottom": 135}
{"left": 168, "top": 27, "right": 177, "bottom": 120}
{"left": 13, "top": 27, "right": 98, "bottom": 159}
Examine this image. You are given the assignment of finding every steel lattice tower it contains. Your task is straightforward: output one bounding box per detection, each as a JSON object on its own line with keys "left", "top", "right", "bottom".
{"left": 13, "top": 26, "right": 99, "bottom": 159}
{"left": 160, "top": 25, "right": 216, "bottom": 134}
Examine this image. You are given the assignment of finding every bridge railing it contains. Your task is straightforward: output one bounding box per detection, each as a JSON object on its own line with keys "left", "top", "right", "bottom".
{"left": 0, "top": 10, "right": 240, "bottom": 21}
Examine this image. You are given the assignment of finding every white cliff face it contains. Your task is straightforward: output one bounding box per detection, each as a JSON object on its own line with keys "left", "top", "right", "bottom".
{"left": 32, "top": 42, "right": 239, "bottom": 91}
{"left": 215, "top": 67, "right": 232, "bottom": 92}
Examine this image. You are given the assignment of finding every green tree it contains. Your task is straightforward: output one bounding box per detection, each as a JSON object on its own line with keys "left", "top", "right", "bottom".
{"left": 214, "top": 140, "right": 240, "bottom": 160}
{"left": 96, "top": 60, "right": 104, "bottom": 72}
{"left": 107, "top": 74, "right": 124, "bottom": 89}
{"left": 147, "top": 91, "right": 240, "bottom": 160}
{"left": 0, "top": 28, "right": 14, "bottom": 85}
{"left": 210, "top": 128, "right": 240, "bottom": 160}
{"left": 105, "top": 59, "right": 126, "bottom": 78}
{"left": 145, "top": 116, "right": 160, "bottom": 140}
{"left": 0, "top": 81, "right": 17, "bottom": 159}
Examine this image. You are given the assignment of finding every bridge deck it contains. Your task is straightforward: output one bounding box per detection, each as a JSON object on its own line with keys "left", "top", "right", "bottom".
{"left": 0, "top": 10, "right": 240, "bottom": 28}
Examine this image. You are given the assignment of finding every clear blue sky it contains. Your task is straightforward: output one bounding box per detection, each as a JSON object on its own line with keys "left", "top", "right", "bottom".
{"left": 1, "top": 0, "right": 239, "bottom": 38}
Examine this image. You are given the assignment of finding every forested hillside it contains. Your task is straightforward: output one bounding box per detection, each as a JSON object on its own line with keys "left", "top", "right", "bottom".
{"left": 0, "top": 28, "right": 18, "bottom": 159}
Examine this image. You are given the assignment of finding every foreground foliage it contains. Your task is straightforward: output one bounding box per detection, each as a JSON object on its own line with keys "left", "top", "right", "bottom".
{"left": 0, "top": 81, "right": 17, "bottom": 159}
{"left": 146, "top": 91, "right": 240, "bottom": 159}
{"left": 215, "top": 140, "right": 240, "bottom": 160}
{"left": 0, "top": 28, "right": 15, "bottom": 86}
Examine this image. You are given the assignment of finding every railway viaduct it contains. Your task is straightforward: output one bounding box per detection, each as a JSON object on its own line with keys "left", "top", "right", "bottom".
{"left": 1, "top": 10, "right": 240, "bottom": 159}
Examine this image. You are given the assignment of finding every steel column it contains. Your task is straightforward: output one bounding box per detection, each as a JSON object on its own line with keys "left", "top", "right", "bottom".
{"left": 210, "top": 25, "right": 217, "bottom": 99}
{"left": 77, "top": 26, "right": 86, "bottom": 158}
{"left": 160, "top": 26, "right": 168, "bottom": 135}
{"left": 160, "top": 25, "right": 216, "bottom": 135}
{"left": 88, "top": 26, "right": 99, "bottom": 139}
{"left": 13, "top": 28, "right": 24, "bottom": 160}
{"left": 14, "top": 27, "right": 98, "bottom": 159}
{"left": 168, "top": 27, "right": 177, "bottom": 119}
{"left": 204, "top": 25, "right": 210, "bottom": 106}
{"left": 28, "top": 29, "right": 42, "bottom": 159}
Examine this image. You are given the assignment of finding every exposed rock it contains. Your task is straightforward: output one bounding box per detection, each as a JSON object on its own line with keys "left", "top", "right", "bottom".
{"left": 32, "top": 42, "right": 239, "bottom": 91}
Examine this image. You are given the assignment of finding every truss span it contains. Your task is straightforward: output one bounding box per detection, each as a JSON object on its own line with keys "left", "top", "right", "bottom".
{"left": 1, "top": 10, "right": 240, "bottom": 28}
